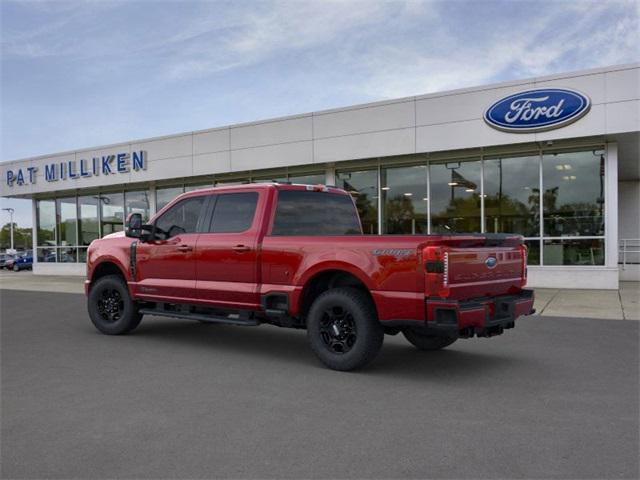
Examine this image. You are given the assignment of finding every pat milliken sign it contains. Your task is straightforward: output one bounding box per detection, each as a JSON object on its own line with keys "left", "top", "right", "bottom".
{"left": 484, "top": 88, "right": 591, "bottom": 133}
{"left": 5, "top": 151, "right": 147, "bottom": 187}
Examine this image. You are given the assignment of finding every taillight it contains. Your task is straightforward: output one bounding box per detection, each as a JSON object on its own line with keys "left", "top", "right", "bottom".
{"left": 519, "top": 244, "right": 528, "bottom": 287}
{"left": 424, "top": 246, "right": 450, "bottom": 298}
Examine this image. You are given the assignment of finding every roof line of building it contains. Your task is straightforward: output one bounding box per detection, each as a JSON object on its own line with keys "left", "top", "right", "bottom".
{"left": 2, "top": 62, "right": 638, "bottom": 165}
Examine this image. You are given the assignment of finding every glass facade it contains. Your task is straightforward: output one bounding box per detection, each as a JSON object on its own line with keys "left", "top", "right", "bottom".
{"left": 336, "top": 169, "right": 378, "bottom": 235}
{"left": 156, "top": 186, "right": 184, "bottom": 211}
{"left": 57, "top": 197, "right": 77, "bottom": 262}
{"left": 100, "top": 192, "right": 124, "bottom": 235}
{"left": 430, "top": 160, "right": 482, "bottom": 233}
{"left": 288, "top": 172, "right": 325, "bottom": 185}
{"left": 484, "top": 155, "right": 540, "bottom": 236}
{"left": 542, "top": 151, "right": 605, "bottom": 237}
{"left": 184, "top": 183, "right": 213, "bottom": 192}
{"left": 382, "top": 165, "right": 428, "bottom": 234}
{"left": 32, "top": 146, "right": 607, "bottom": 267}
{"left": 125, "top": 190, "right": 151, "bottom": 222}
{"left": 78, "top": 195, "right": 99, "bottom": 261}
{"left": 36, "top": 200, "right": 56, "bottom": 262}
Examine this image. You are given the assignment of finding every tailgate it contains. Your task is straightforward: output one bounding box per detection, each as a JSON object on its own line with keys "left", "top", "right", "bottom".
{"left": 423, "top": 234, "right": 526, "bottom": 300}
{"left": 446, "top": 246, "right": 524, "bottom": 298}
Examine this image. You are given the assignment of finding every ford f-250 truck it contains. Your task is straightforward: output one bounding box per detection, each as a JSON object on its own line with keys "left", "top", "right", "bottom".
{"left": 85, "top": 183, "right": 534, "bottom": 371}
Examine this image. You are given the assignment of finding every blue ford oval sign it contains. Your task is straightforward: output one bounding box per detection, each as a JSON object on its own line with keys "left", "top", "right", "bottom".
{"left": 484, "top": 88, "right": 591, "bottom": 133}
{"left": 485, "top": 257, "right": 498, "bottom": 269}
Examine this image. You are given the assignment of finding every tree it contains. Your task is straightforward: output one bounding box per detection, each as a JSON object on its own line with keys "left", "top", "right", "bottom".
{"left": 0, "top": 223, "right": 32, "bottom": 251}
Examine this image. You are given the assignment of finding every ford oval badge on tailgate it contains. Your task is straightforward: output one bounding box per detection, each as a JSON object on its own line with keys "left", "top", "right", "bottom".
{"left": 485, "top": 256, "right": 498, "bottom": 269}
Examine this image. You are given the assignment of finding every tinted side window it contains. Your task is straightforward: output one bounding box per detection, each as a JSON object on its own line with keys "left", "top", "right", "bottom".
{"left": 272, "top": 191, "right": 362, "bottom": 235}
{"left": 155, "top": 196, "right": 205, "bottom": 238}
{"left": 210, "top": 193, "right": 258, "bottom": 233}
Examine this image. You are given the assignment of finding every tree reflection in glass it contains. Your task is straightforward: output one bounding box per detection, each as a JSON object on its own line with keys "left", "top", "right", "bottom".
{"left": 336, "top": 170, "right": 378, "bottom": 234}
{"left": 542, "top": 150, "right": 605, "bottom": 237}
{"left": 430, "top": 160, "right": 481, "bottom": 233}
{"left": 483, "top": 155, "right": 540, "bottom": 237}
{"left": 382, "top": 165, "right": 427, "bottom": 234}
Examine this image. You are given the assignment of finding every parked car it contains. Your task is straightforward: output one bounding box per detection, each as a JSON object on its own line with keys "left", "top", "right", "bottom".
{"left": 85, "top": 183, "right": 534, "bottom": 371}
{"left": 10, "top": 253, "right": 33, "bottom": 271}
{"left": 0, "top": 253, "right": 16, "bottom": 269}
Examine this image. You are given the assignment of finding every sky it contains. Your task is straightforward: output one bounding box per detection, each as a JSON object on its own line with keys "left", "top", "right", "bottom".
{"left": 1, "top": 0, "right": 639, "bottom": 228}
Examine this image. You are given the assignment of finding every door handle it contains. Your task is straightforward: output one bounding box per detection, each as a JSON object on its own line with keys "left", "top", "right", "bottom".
{"left": 177, "top": 245, "right": 193, "bottom": 252}
{"left": 232, "top": 244, "right": 251, "bottom": 253}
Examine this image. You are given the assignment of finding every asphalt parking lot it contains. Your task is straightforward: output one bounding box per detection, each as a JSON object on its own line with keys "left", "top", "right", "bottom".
{"left": 1, "top": 289, "right": 638, "bottom": 479}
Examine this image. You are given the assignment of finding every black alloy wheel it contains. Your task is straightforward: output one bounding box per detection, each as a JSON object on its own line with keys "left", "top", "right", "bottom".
{"left": 319, "top": 305, "right": 358, "bottom": 354}
{"left": 306, "top": 287, "right": 384, "bottom": 371}
{"left": 97, "top": 288, "right": 125, "bottom": 323}
{"left": 88, "top": 274, "right": 142, "bottom": 335}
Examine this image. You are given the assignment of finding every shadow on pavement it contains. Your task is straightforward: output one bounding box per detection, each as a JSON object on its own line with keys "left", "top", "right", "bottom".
{"left": 97, "top": 315, "right": 526, "bottom": 379}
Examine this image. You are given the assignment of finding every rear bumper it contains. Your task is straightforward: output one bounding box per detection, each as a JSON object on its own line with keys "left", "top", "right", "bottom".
{"left": 384, "top": 289, "right": 535, "bottom": 338}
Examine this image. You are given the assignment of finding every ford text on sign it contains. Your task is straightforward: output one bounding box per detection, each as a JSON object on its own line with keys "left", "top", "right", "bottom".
{"left": 484, "top": 88, "right": 591, "bottom": 133}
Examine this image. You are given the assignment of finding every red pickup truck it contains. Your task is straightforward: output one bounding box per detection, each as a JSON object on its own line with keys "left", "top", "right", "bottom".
{"left": 86, "top": 183, "right": 534, "bottom": 371}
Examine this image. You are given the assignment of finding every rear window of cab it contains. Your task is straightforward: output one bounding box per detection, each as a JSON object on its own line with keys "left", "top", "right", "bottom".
{"left": 271, "top": 190, "right": 362, "bottom": 236}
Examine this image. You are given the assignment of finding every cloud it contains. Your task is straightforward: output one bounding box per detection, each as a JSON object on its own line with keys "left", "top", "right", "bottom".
{"left": 352, "top": 0, "right": 640, "bottom": 99}
{"left": 163, "top": 1, "right": 401, "bottom": 80}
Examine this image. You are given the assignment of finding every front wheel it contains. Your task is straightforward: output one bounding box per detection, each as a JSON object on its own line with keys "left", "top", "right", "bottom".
{"left": 88, "top": 274, "right": 142, "bottom": 335}
{"left": 12, "top": 264, "right": 19, "bottom": 272}
{"left": 402, "top": 329, "right": 457, "bottom": 351}
{"left": 306, "top": 288, "right": 383, "bottom": 371}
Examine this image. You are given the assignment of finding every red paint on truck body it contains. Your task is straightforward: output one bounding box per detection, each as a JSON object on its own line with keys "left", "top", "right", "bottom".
{"left": 86, "top": 183, "right": 533, "bottom": 332}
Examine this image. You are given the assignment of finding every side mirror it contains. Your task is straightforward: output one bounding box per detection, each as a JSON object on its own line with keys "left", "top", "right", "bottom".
{"left": 125, "top": 213, "right": 143, "bottom": 238}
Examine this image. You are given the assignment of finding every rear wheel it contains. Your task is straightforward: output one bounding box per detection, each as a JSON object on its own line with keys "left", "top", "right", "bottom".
{"left": 13, "top": 264, "right": 19, "bottom": 272}
{"left": 88, "top": 275, "right": 142, "bottom": 335}
{"left": 306, "top": 288, "right": 383, "bottom": 371}
{"left": 402, "top": 329, "right": 457, "bottom": 351}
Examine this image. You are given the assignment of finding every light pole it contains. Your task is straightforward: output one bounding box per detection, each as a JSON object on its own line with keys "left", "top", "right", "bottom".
{"left": 2, "top": 207, "right": 15, "bottom": 251}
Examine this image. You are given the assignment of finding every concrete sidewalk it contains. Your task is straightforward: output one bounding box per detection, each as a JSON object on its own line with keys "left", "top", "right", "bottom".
{"left": 1, "top": 270, "right": 638, "bottom": 320}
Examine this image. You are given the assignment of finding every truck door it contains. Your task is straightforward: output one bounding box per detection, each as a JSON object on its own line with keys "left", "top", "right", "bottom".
{"left": 134, "top": 195, "right": 207, "bottom": 302}
{"left": 195, "top": 191, "right": 262, "bottom": 309}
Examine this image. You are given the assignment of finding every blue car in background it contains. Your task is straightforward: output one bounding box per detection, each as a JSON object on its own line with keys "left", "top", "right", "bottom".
{"left": 10, "top": 253, "right": 33, "bottom": 271}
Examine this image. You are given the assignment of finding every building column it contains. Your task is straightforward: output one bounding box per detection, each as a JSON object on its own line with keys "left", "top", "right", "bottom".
{"left": 325, "top": 164, "right": 336, "bottom": 186}
{"left": 149, "top": 184, "right": 157, "bottom": 217}
{"left": 605, "top": 142, "right": 619, "bottom": 275}
{"left": 31, "top": 198, "right": 37, "bottom": 266}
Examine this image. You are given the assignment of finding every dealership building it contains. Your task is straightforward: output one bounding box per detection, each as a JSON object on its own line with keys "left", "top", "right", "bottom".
{"left": 1, "top": 63, "right": 638, "bottom": 289}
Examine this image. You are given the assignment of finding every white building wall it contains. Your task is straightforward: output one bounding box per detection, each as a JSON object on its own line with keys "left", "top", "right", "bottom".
{"left": 3, "top": 63, "right": 638, "bottom": 199}
{"left": 3, "top": 63, "right": 639, "bottom": 288}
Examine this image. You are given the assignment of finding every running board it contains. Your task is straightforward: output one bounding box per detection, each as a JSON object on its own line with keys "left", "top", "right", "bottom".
{"left": 139, "top": 308, "right": 260, "bottom": 326}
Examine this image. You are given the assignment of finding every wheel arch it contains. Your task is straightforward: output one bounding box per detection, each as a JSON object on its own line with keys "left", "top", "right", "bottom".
{"left": 89, "top": 260, "right": 128, "bottom": 287}
{"left": 297, "top": 264, "right": 377, "bottom": 321}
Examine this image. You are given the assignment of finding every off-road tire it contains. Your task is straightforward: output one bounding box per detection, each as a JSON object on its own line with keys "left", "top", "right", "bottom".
{"left": 88, "top": 274, "right": 142, "bottom": 335}
{"left": 306, "top": 287, "right": 384, "bottom": 371}
{"left": 402, "top": 329, "right": 457, "bottom": 351}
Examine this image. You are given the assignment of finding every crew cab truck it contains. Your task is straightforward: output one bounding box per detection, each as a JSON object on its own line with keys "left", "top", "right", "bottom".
{"left": 85, "top": 183, "right": 534, "bottom": 371}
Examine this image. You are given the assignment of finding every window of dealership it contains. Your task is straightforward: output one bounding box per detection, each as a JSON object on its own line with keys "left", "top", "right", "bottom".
{"left": 34, "top": 144, "right": 606, "bottom": 268}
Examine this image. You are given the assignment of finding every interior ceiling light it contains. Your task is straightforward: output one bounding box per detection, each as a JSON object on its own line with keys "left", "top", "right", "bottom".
{"left": 564, "top": 164, "right": 572, "bottom": 170}
{"left": 555, "top": 165, "right": 564, "bottom": 170}
{"left": 422, "top": 197, "right": 429, "bottom": 201}
{"left": 403, "top": 192, "right": 413, "bottom": 196}
{"left": 465, "top": 188, "right": 474, "bottom": 192}
{"left": 448, "top": 182, "right": 459, "bottom": 186}
{"left": 381, "top": 187, "right": 391, "bottom": 191}
{"left": 570, "top": 175, "right": 576, "bottom": 180}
